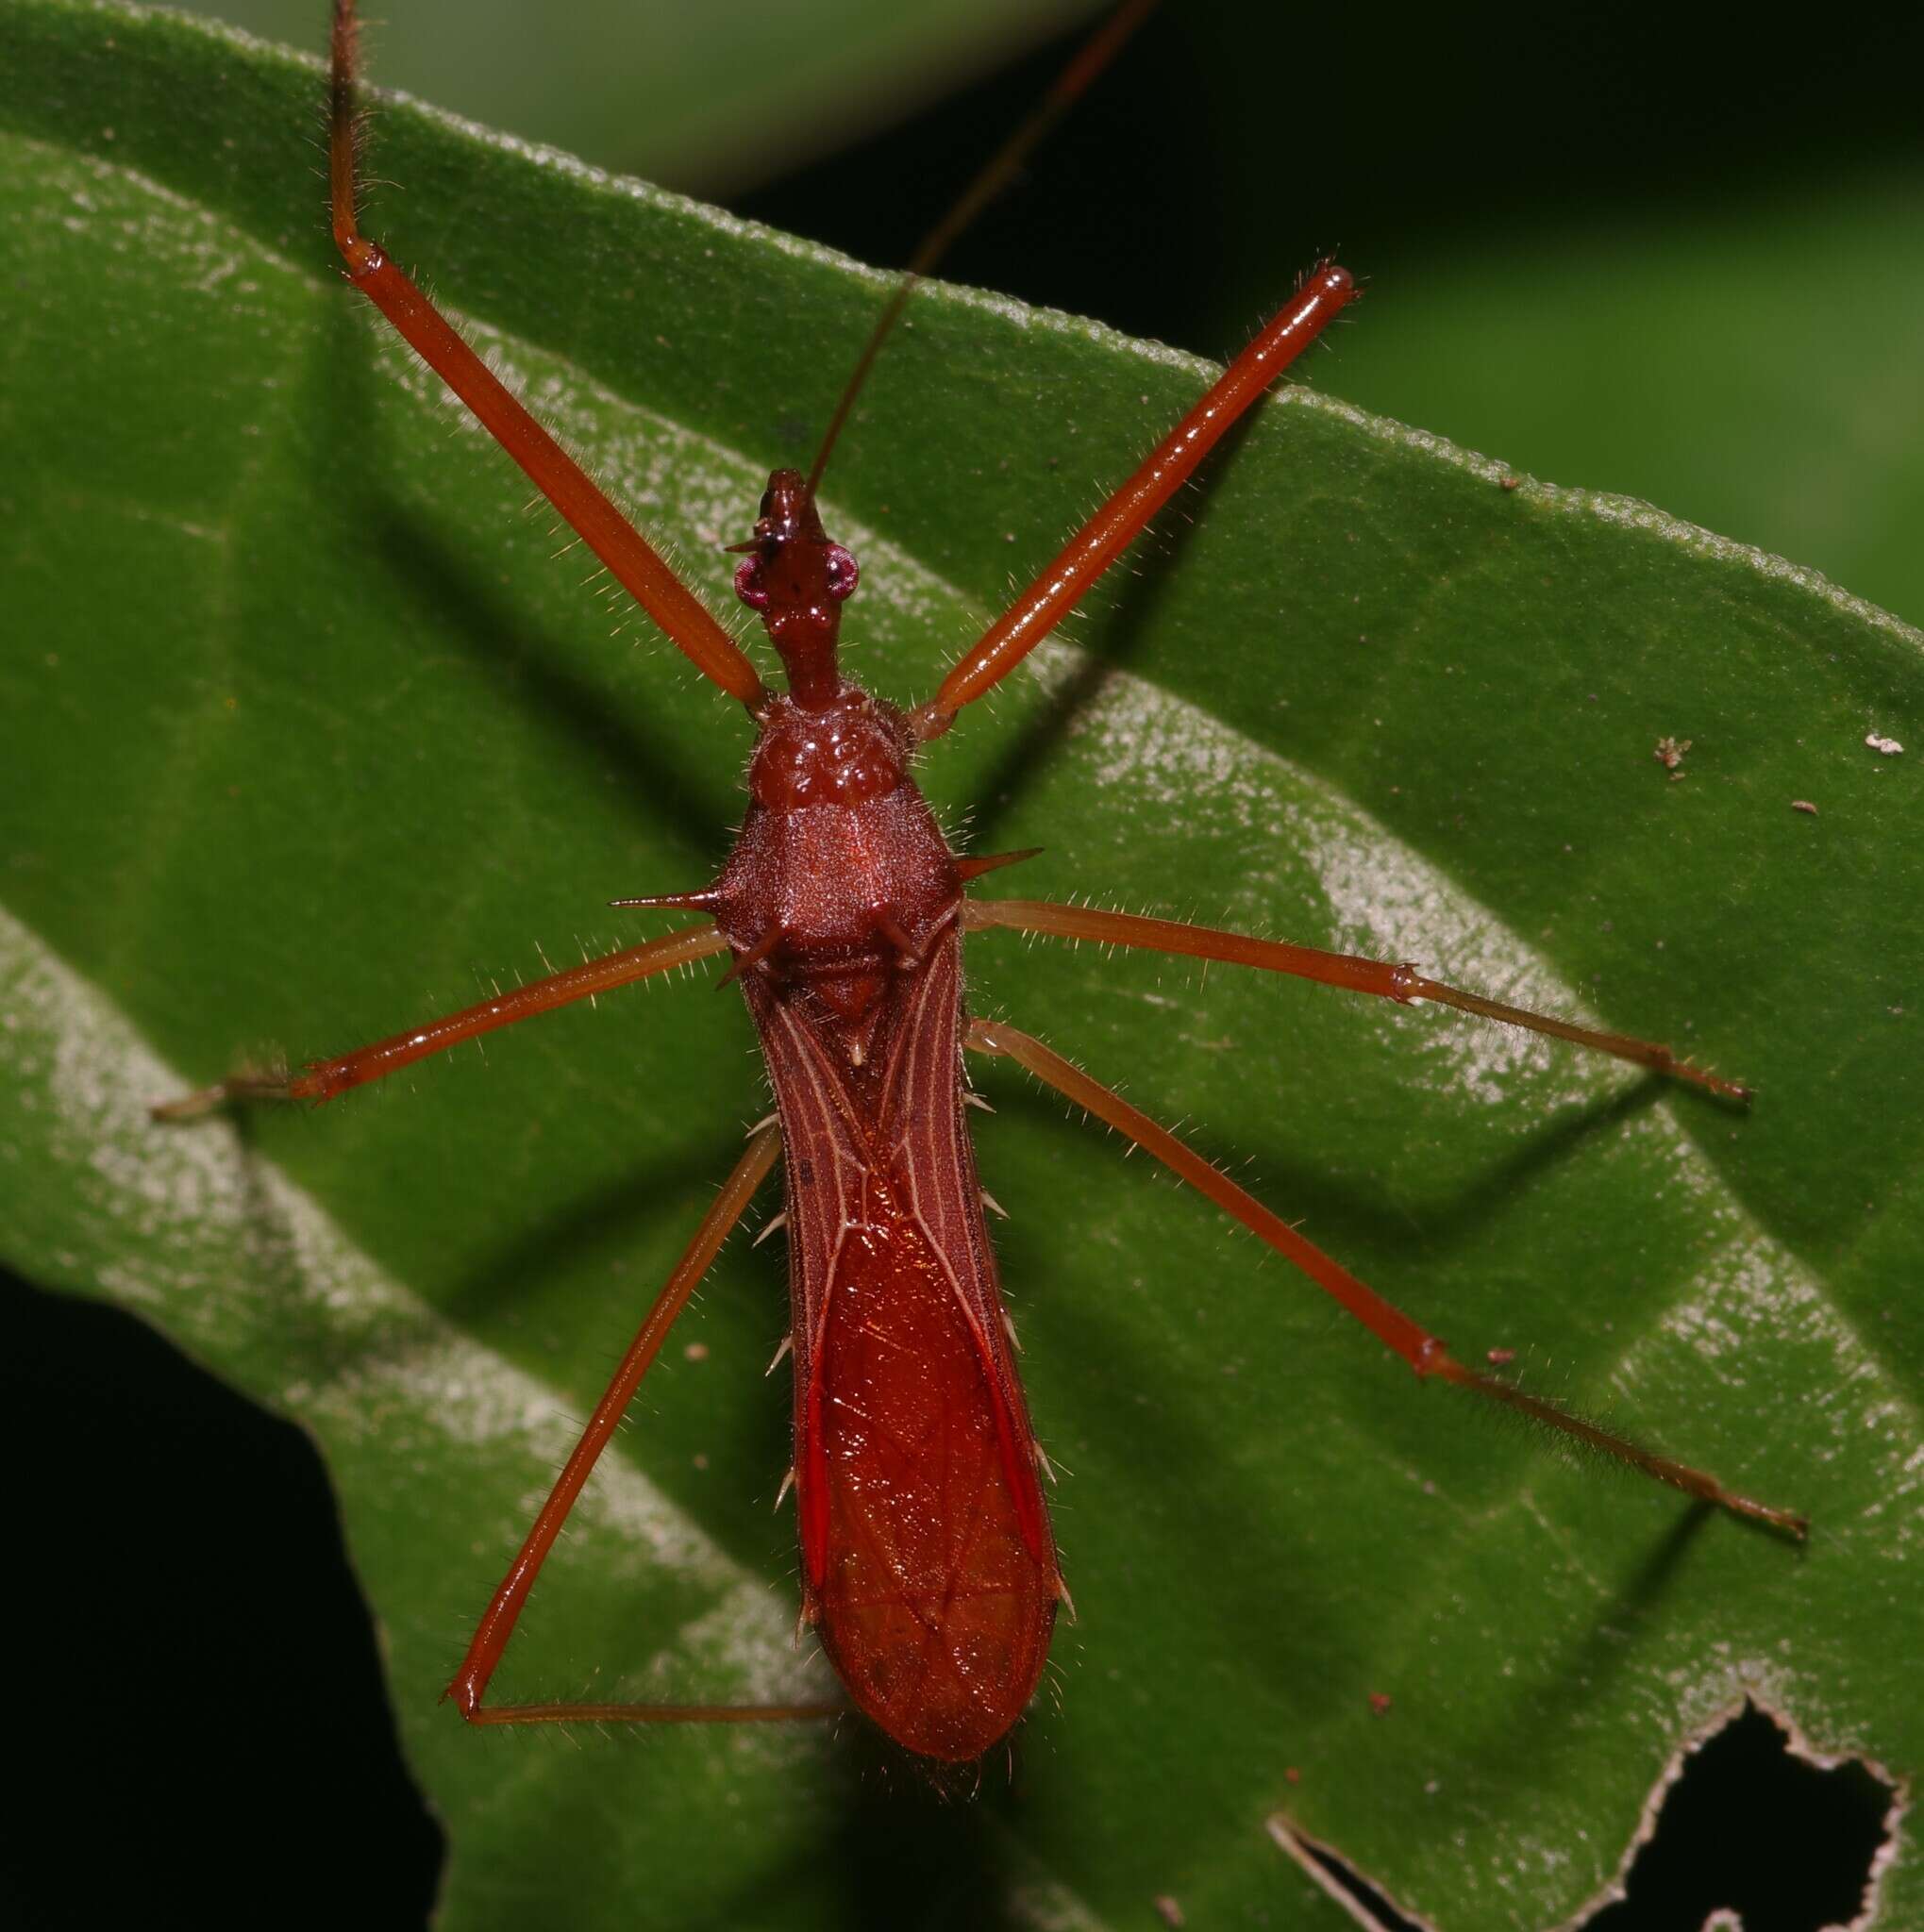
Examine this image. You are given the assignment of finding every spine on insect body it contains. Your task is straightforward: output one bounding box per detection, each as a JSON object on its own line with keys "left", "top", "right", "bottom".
{"left": 711, "top": 688, "right": 1060, "bottom": 1763}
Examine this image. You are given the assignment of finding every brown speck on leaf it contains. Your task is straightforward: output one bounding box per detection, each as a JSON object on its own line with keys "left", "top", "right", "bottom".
{"left": 1791, "top": 799, "right": 1819, "bottom": 816}
{"left": 1865, "top": 732, "right": 1904, "bottom": 756}
{"left": 1284, "top": 1765, "right": 1302, "bottom": 1785}
{"left": 1152, "top": 1896, "right": 1184, "bottom": 1928}
{"left": 1654, "top": 735, "right": 1692, "bottom": 774}
{"left": 683, "top": 1341, "right": 709, "bottom": 1362}
{"left": 1369, "top": 1691, "right": 1394, "bottom": 1716}
{"left": 1499, "top": 474, "right": 1521, "bottom": 491}
{"left": 1487, "top": 1346, "right": 1516, "bottom": 1366}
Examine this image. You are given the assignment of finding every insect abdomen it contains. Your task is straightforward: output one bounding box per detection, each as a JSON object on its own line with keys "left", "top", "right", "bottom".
{"left": 739, "top": 899, "right": 1061, "bottom": 1761}
{"left": 806, "top": 1183, "right": 1058, "bottom": 1762}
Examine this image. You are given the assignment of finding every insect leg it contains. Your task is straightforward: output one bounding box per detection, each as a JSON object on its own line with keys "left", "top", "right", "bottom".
{"left": 153, "top": 924, "right": 728, "bottom": 1117}
{"left": 447, "top": 1123, "right": 836, "bottom": 1726}
{"left": 326, "top": 0, "right": 765, "bottom": 710}
{"left": 963, "top": 899, "right": 1749, "bottom": 1100}
{"left": 912, "top": 265, "right": 1357, "bottom": 738}
{"left": 963, "top": 1016, "right": 1806, "bottom": 1537}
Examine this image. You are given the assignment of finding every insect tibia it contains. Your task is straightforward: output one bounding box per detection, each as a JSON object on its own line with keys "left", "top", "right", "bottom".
{"left": 326, "top": 0, "right": 373, "bottom": 250}
{"left": 1432, "top": 1354, "right": 1808, "bottom": 1539}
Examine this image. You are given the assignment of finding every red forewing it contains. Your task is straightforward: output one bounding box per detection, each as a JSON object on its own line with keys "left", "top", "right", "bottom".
{"left": 745, "top": 927, "right": 1060, "bottom": 1763}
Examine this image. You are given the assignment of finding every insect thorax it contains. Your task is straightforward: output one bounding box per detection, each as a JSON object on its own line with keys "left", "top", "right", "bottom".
{"left": 712, "top": 686, "right": 959, "bottom": 1047}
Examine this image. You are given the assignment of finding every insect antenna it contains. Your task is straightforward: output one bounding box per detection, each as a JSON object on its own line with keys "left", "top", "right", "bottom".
{"left": 804, "top": 0, "right": 1161, "bottom": 500}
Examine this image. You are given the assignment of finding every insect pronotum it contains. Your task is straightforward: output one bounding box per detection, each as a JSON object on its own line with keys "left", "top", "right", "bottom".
{"left": 159, "top": 0, "right": 1805, "bottom": 1764}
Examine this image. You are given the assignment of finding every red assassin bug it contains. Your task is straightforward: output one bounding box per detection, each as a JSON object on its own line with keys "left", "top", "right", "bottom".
{"left": 163, "top": 0, "right": 1804, "bottom": 1764}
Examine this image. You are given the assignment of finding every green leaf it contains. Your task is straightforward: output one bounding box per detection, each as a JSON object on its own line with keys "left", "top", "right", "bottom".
{"left": 4, "top": 5, "right": 1919, "bottom": 1927}
{"left": 1325, "top": 192, "right": 1924, "bottom": 642}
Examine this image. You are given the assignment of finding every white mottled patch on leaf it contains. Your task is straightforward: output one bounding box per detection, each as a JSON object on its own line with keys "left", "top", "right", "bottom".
{"left": 0, "top": 903, "right": 825, "bottom": 1707}
{"left": 1020, "top": 637, "right": 1619, "bottom": 1111}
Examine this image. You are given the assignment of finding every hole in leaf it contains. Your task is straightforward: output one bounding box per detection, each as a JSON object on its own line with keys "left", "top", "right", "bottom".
{"left": 1300, "top": 1840, "right": 1423, "bottom": 1930}
{"left": 1581, "top": 1700, "right": 1897, "bottom": 1932}
{"left": 1267, "top": 1816, "right": 1430, "bottom": 1932}
{"left": 1, "top": 1270, "right": 444, "bottom": 1922}
{"left": 1270, "top": 1700, "right": 1898, "bottom": 1932}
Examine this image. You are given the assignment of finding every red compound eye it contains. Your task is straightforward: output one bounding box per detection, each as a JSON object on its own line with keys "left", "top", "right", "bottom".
{"left": 734, "top": 556, "right": 770, "bottom": 610}
{"left": 825, "top": 545, "right": 860, "bottom": 601}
